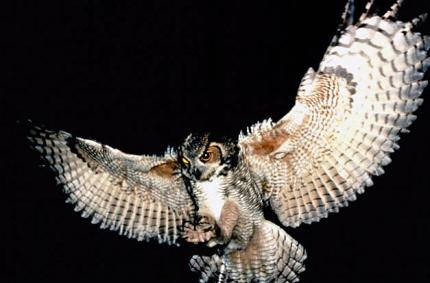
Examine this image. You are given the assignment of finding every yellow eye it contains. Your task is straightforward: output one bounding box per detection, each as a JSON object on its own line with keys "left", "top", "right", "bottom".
{"left": 182, "top": 157, "right": 190, "bottom": 166}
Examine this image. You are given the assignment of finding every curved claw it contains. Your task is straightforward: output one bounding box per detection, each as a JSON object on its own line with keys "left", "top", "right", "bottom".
{"left": 183, "top": 216, "right": 218, "bottom": 244}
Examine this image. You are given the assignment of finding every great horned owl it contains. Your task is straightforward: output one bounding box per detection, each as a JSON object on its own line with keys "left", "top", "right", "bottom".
{"left": 25, "top": 1, "right": 429, "bottom": 282}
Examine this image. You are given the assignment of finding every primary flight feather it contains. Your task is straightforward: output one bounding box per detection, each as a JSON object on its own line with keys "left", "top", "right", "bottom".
{"left": 26, "top": 1, "right": 429, "bottom": 282}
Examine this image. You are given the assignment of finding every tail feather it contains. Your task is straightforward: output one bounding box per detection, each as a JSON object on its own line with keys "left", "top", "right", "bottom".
{"left": 189, "top": 221, "right": 306, "bottom": 283}
{"left": 189, "top": 254, "right": 224, "bottom": 283}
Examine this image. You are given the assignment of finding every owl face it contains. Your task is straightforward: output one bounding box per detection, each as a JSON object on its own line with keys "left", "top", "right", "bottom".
{"left": 179, "top": 134, "right": 238, "bottom": 182}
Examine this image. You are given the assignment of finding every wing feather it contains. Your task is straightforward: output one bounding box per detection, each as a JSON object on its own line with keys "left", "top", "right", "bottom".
{"left": 26, "top": 122, "right": 192, "bottom": 244}
{"left": 239, "top": 2, "right": 429, "bottom": 228}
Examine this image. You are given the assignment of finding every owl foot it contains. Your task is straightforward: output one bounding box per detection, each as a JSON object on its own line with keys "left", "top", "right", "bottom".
{"left": 183, "top": 217, "right": 217, "bottom": 244}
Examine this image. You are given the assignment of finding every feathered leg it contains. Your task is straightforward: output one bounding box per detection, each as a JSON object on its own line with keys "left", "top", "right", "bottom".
{"left": 189, "top": 221, "right": 306, "bottom": 283}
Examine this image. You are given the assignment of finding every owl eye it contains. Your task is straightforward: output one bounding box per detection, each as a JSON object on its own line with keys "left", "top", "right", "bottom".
{"left": 181, "top": 157, "right": 190, "bottom": 167}
{"left": 200, "top": 152, "right": 212, "bottom": 162}
{"left": 199, "top": 146, "right": 221, "bottom": 163}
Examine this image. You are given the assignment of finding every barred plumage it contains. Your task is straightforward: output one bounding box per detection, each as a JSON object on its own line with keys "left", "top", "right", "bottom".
{"left": 25, "top": 1, "right": 429, "bottom": 282}
{"left": 27, "top": 123, "right": 192, "bottom": 245}
{"left": 239, "top": 0, "right": 430, "bottom": 228}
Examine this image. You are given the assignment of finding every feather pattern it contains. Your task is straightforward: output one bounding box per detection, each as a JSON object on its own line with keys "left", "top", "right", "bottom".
{"left": 239, "top": 1, "right": 429, "bottom": 228}
{"left": 23, "top": 1, "right": 430, "bottom": 282}
{"left": 189, "top": 221, "right": 306, "bottom": 283}
{"left": 26, "top": 122, "right": 192, "bottom": 244}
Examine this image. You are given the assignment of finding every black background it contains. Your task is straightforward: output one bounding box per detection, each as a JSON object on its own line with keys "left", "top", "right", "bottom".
{"left": 3, "top": 0, "right": 430, "bottom": 282}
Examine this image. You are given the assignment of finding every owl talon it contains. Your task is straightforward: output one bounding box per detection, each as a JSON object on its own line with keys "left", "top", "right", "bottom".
{"left": 183, "top": 217, "right": 217, "bottom": 244}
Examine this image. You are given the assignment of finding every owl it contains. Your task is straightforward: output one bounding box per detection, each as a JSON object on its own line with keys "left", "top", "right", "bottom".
{"left": 25, "top": 1, "right": 429, "bottom": 282}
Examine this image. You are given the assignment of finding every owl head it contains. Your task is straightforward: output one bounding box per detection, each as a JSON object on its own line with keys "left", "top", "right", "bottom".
{"left": 179, "top": 133, "right": 238, "bottom": 181}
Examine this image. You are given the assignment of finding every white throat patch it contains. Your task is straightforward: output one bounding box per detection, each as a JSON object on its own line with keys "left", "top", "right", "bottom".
{"left": 198, "top": 176, "right": 225, "bottom": 222}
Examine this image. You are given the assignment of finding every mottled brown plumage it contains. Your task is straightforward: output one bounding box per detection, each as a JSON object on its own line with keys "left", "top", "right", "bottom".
{"left": 26, "top": 1, "right": 429, "bottom": 282}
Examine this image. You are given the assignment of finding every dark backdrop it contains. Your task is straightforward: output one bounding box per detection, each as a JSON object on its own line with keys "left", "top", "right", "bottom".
{"left": 3, "top": 0, "right": 430, "bottom": 282}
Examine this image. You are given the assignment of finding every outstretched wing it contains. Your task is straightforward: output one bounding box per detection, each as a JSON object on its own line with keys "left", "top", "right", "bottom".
{"left": 239, "top": 0, "right": 430, "bottom": 228}
{"left": 26, "top": 122, "right": 193, "bottom": 244}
